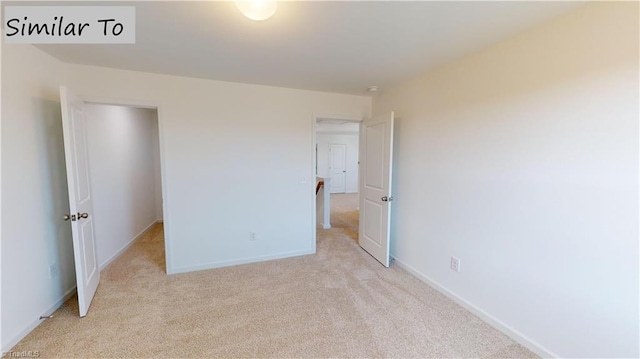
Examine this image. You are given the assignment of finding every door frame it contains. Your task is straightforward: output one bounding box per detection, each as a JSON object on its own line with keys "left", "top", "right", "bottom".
{"left": 78, "top": 95, "right": 173, "bottom": 275}
{"left": 311, "top": 113, "right": 362, "bottom": 253}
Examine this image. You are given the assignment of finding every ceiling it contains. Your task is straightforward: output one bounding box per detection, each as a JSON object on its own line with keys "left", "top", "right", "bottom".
{"left": 32, "top": 1, "right": 583, "bottom": 95}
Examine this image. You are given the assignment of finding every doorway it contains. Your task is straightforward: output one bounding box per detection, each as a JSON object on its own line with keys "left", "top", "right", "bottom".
{"left": 312, "top": 112, "right": 395, "bottom": 267}
{"left": 60, "top": 87, "right": 168, "bottom": 317}
{"left": 314, "top": 116, "right": 361, "bottom": 242}
{"left": 83, "top": 102, "right": 165, "bottom": 273}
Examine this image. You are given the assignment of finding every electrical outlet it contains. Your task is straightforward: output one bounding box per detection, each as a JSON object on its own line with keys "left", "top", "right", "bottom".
{"left": 249, "top": 232, "right": 257, "bottom": 241}
{"left": 49, "top": 264, "right": 59, "bottom": 279}
{"left": 450, "top": 257, "right": 460, "bottom": 272}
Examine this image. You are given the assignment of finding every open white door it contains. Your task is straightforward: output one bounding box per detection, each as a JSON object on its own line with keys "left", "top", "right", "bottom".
{"left": 60, "top": 86, "right": 100, "bottom": 317}
{"left": 358, "top": 112, "right": 394, "bottom": 267}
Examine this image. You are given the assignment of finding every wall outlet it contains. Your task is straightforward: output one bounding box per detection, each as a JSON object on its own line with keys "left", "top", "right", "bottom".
{"left": 49, "top": 264, "right": 59, "bottom": 279}
{"left": 450, "top": 257, "right": 460, "bottom": 272}
{"left": 249, "top": 232, "right": 257, "bottom": 241}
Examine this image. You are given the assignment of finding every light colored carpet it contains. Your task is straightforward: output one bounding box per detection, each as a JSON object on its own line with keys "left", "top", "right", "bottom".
{"left": 325, "top": 193, "right": 359, "bottom": 241}
{"left": 11, "top": 201, "right": 538, "bottom": 358}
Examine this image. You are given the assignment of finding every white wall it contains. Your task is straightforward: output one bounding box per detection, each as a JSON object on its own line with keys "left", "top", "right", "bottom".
{"left": 316, "top": 133, "right": 359, "bottom": 193}
{"left": 85, "top": 104, "right": 161, "bottom": 269}
{"left": 66, "top": 65, "right": 371, "bottom": 274}
{"left": 1, "top": 45, "right": 76, "bottom": 352}
{"left": 374, "top": 3, "right": 638, "bottom": 358}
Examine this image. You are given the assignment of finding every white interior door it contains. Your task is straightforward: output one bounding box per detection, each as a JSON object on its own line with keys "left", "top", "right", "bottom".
{"left": 329, "top": 144, "right": 347, "bottom": 193}
{"left": 60, "top": 86, "right": 100, "bottom": 317}
{"left": 358, "top": 112, "right": 394, "bottom": 267}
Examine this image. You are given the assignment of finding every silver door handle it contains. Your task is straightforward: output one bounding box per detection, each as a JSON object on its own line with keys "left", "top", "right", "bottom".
{"left": 381, "top": 196, "right": 393, "bottom": 202}
{"left": 78, "top": 212, "right": 89, "bottom": 219}
{"left": 64, "top": 214, "right": 77, "bottom": 221}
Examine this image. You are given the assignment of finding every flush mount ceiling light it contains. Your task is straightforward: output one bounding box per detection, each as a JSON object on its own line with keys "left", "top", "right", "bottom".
{"left": 236, "top": 0, "right": 278, "bottom": 21}
{"left": 367, "top": 86, "right": 379, "bottom": 93}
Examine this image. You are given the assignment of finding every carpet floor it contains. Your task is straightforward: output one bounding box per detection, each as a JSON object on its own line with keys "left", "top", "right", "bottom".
{"left": 11, "top": 194, "right": 537, "bottom": 358}
{"left": 320, "top": 193, "right": 359, "bottom": 240}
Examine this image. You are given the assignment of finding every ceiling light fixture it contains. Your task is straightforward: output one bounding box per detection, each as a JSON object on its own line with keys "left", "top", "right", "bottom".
{"left": 236, "top": 0, "right": 278, "bottom": 21}
{"left": 367, "top": 86, "right": 379, "bottom": 93}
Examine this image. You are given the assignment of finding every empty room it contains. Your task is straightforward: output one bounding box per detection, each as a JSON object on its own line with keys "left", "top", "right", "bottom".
{"left": 1, "top": 1, "right": 638, "bottom": 358}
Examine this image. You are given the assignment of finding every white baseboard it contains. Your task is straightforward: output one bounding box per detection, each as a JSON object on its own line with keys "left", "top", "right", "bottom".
{"left": 391, "top": 256, "right": 559, "bottom": 359}
{"left": 156, "top": 219, "right": 163, "bottom": 223}
{"left": 1, "top": 286, "right": 76, "bottom": 355}
{"left": 170, "top": 248, "right": 315, "bottom": 275}
{"left": 99, "top": 220, "right": 158, "bottom": 271}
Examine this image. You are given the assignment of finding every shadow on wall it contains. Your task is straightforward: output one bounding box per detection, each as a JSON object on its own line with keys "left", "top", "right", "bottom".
{"left": 389, "top": 116, "right": 401, "bottom": 259}
{"left": 35, "top": 97, "right": 76, "bottom": 292}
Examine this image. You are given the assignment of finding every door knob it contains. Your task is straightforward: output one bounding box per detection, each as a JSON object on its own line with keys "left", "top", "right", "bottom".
{"left": 78, "top": 212, "right": 89, "bottom": 219}
{"left": 381, "top": 196, "right": 394, "bottom": 202}
{"left": 64, "top": 214, "right": 77, "bottom": 221}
